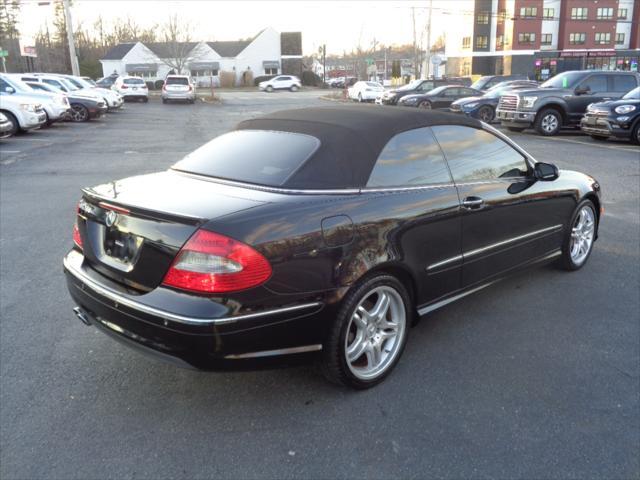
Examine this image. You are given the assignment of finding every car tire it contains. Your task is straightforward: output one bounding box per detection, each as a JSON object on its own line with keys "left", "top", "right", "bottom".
{"left": 478, "top": 105, "right": 494, "bottom": 123}
{"left": 0, "top": 111, "right": 19, "bottom": 135}
{"left": 321, "top": 274, "right": 411, "bottom": 389}
{"left": 70, "top": 104, "right": 89, "bottom": 122}
{"left": 358, "top": 93, "right": 363, "bottom": 103}
{"left": 535, "top": 108, "right": 562, "bottom": 136}
{"left": 44, "top": 111, "right": 53, "bottom": 127}
{"left": 290, "top": 85, "right": 299, "bottom": 92}
{"left": 589, "top": 134, "right": 608, "bottom": 141}
{"left": 507, "top": 126, "right": 526, "bottom": 132}
{"left": 558, "top": 199, "right": 597, "bottom": 271}
{"left": 142, "top": 97, "right": 149, "bottom": 103}
{"left": 162, "top": 98, "right": 167, "bottom": 104}
{"left": 418, "top": 100, "right": 432, "bottom": 109}
{"left": 266, "top": 86, "right": 273, "bottom": 92}
{"left": 631, "top": 121, "right": 640, "bottom": 145}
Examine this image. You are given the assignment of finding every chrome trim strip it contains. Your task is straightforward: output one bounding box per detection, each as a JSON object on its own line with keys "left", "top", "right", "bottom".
{"left": 361, "top": 183, "right": 456, "bottom": 193}
{"left": 426, "top": 254, "right": 463, "bottom": 271}
{"left": 426, "top": 225, "right": 562, "bottom": 271}
{"left": 419, "top": 250, "right": 561, "bottom": 315}
{"left": 464, "top": 224, "right": 562, "bottom": 259}
{"left": 224, "top": 344, "right": 323, "bottom": 359}
{"left": 63, "top": 252, "right": 322, "bottom": 326}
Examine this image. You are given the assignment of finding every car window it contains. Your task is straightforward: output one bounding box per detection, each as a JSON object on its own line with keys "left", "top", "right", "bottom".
{"left": 444, "top": 88, "right": 459, "bottom": 97}
{"left": 366, "top": 127, "right": 452, "bottom": 188}
{"left": 0, "top": 78, "right": 12, "bottom": 92}
{"left": 166, "top": 77, "right": 189, "bottom": 85}
{"left": 578, "top": 75, "right": 608, "bottom": 94}
{"left": 418, "top": 82, "right": 435, "bottom": 91}
{"left": 460, "top": 88, "right": 477, "bottom": 96}
{"left": 612, "top": 75, "right": 637, "bottom": 93}
{"left": 43, "top": 79, "right": 66, "bottom": 91}
{"left": 124, "top": 78, "right": 145, "bottom": 85}
{"left": 622, "top": 86, "right": 640, "bottom": 99}
{"left": 172, "top": 130, "right": 321, "bottom": 187}
{"left": 431, "top": 125, "right": 528, "bottom": 182}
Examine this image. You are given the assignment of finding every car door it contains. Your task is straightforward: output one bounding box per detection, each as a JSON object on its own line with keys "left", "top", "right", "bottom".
{"left": 431, "top": 125, "right": 574, "bottom": 287}
{"left": 360, "top": 127, "right": 462, "bottom": 306}
{"left": 568, "top": 74, "right": 609, "bottom": 122}
{"left": 435, "top": 87, "right": 458, "bottom": 108}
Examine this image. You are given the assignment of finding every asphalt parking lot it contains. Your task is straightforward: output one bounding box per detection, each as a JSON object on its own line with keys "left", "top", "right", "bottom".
{"left": 1, "top": 91, "right": 638, "bottom": 479}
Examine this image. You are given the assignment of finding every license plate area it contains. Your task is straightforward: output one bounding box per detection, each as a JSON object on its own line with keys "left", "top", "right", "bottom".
{"left": 104, "top": 228, "right": 141, "bottom": 263}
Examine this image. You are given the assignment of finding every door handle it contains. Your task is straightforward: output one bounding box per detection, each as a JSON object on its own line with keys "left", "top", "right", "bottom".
{"left": 462, "top": 196, "right": 484, "bottom": 209}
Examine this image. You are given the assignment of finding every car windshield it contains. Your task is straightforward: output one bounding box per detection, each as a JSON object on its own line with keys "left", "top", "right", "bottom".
{"left": 57, "top": 78, "right": 80, "bottom": 91}
{"left": 124, "top": 78, "right": 145, "bottom": 85}
{"left": 366, "top": 82, "right": 382, "bottom": 88}
{"left": 166, "top": 77, "right": 189, "bottom": 85}
{"left": 540, "top": 72, "right": 584, "bottom": 89}
{"left": 397, "top": 80, "right": 422, "bottom": 91}
{"left": 622, "top": 87, "right": 640, "bottom": 99}
{"left": 470, "top": 77, "right": 490, "bottom": 90}
{"left": 2, "top": 76, "right": 31, "bottom": 93}
{"left": 83, "top": 78, "right": 96, "bottom": 86}
{"left": 172, "top": 130, "right": 321, "bottom": 187}
{"left": 427, "top": 86, "right": 448, "bottom": 95}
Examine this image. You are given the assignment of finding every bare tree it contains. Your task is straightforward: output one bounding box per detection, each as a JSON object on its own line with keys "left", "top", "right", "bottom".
{"left": 157, "top": 14, "right": 200, "bottom": 74}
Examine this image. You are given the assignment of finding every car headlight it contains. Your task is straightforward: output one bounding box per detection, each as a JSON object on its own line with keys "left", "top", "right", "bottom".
{"left": 520, "top": 96, "right": 537, "bottom": 108}
{"left": 403, "top": 97, "right": 417, "bottom": 104}
{"left": 614, "top": 105, "right": 636, "bottom": 114}
{"left": 20, "top": 104, "right": 37, "bottom": 112}
{"left": 463, "top": 102, "right": 479, "bottom": 109}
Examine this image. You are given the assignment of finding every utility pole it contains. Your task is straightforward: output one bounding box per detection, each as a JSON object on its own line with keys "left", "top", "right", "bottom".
{"left": 425, "top": 0, "right": 433, "bottom": 79}
{"left": 62, "top": 0, "right": 80, "bottom": 75}
{"left": 412, "top": 7, "right": 418, "bottom": 80}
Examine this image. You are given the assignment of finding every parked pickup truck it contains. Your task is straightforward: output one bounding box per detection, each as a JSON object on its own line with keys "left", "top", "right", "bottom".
{"left": 496, "top": 70, "right": 640, "bottom": 136}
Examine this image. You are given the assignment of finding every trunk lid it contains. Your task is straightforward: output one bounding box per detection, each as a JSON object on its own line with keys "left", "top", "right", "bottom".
{"left": 78, "top": 170, "right": 269, "bottom": 291}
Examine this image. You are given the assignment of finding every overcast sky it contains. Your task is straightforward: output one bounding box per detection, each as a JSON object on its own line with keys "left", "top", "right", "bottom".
{"left": 19, "top": 0, "right": 474, "bottom": 55}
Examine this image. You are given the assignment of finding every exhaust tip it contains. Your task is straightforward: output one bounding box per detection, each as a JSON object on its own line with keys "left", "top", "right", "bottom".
{"left": 73, "top": 306, "right": 92, "bottom": 326}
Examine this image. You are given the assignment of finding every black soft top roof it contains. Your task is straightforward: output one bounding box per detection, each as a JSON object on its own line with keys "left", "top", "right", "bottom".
{"left": 236, "top": 105, "right": 482, "bottom": 189}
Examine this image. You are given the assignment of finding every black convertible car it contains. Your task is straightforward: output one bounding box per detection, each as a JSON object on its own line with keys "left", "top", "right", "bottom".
{"left": 64, "top": 106, "right": 602, "bottom": 388}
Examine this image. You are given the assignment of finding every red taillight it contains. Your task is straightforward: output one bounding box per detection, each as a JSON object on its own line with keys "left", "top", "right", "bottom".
{"left": 188, "top": 85, "right": 192, "bottom": 92}
{"left": 162, "top": 230, "right": 272, "bottom": 294}
{"left": 73, "top": 204, "right": 83, "bottom": 250}
{"left": 121, "top": 85, "right": 128, "bottom": 89}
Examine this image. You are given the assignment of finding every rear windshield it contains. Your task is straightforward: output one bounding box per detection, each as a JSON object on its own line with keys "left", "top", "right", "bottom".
{"left": 124, "top": 78, "right": 145, "bottom": 85}
{"left": 172, "top": 130, "right": 321, "bottom": 187}
{"left": 166, "top": 77, "right": 189, "bottom": 85}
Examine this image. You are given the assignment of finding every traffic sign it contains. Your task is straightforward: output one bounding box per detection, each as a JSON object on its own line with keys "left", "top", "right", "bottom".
{"left": 431, "top": 55, "right": 443, "bottom": 66}
{"left": 0, "top": 50, "right": 8, "bottom": 57}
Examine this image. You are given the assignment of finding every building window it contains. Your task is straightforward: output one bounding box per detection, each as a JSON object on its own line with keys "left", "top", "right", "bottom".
{"left": 462, "top": 36, "right": 471, "bottom": 49}
{"left": 496, "top": 35, "right": 504, "bottom": 48}
{"left": 191, "top": 69, "right": 218, "bottom": 77}
{"left": 571, "top": 7, "right": 588, "bottom": 20}
{"left": 569, "top": 33, "right": 586, "bottom": 45}
{"left": 541, "top": 34, "right": 552, "bottom": 46}
{"left": 518, "top": 33, "right": 536, "bottom": 44}
{"left": 595, "top": 32, "right": 611, "bottom": 45}
{"left": 543, "top": 8, "right": 554, "bottom": 20}
{"left": 475, "top": 35, "right": 488, "bottom": 49}
{"left": 476, "top": 11, "right": 489, "bottom": 24}
{"left": 519, "top": 7, "right": 537, "bottom": 18}
{"left": 615, "top": 33, "right": 625, "bottom": 45}
{"left": 618, "top": 8, "right": 628, "bottom": 20}
{"left": 265, "top": 67, "right": 278, "bottom": 75}
{"left": 596, "top": 7, "right": 614, "bottom": 20}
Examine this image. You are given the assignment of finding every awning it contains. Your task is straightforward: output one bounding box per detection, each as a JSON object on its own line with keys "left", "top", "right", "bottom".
{"left": 189, "top": 61, "right": 220, "bottom": 70}
{"left": 125, "top": 63, "right": 158, "bottom": 72}
{"left": 262, "top": 60, "right": 280, "bottom": 68}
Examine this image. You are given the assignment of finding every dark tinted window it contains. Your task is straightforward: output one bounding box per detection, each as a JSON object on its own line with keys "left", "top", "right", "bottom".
{"left": 366, "top": 127, "right": 452, "bottom": 187}
{"left": 166, "top": 77, "right": 189, "bottom": 85}
{"left": 43, "top": 79, "right": 66, "bottom": 91}
{"left": 612, "top": 75, "right": 637, "bottom": 93}
{"left": 124, "top": 78, "right": 145, "bottom": 85}
{"left": 417, "top": 81, "right": 435, "bottom": 91}
{"left": 172, "top": 130, "right": 321, "bottom": 187}
{"left": 579, "top": 75, "right": 608, "bottom": 93}
{"left": 432, "top": 125, "right": 528, "bottom": 182}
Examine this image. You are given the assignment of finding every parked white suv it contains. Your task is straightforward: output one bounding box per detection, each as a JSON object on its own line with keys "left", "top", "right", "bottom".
{"left": 0, "top": 89, "right": 46, "bottom": 134}
{"left": 258, "top": 75, "right": 302, "bottom": 92}
{"left": 113, "top": 76, "right": 149, "bottom": 102}
{"left": 162, "top": 75, "right": 195, "bottom": 103}
{"left": 58, "top": 74, "right": 123, "bottom": 110}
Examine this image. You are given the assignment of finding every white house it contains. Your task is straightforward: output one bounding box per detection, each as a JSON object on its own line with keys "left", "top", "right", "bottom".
{"left": 100, "top": 28, "right": 302, "bottom": 86}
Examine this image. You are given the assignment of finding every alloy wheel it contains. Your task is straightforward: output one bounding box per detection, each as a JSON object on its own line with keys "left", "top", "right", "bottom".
{"left": 70, "top": 105, "right": 88, "bottom": 122}
{"left": 478, "top": 106, "right": 493, "bottom": 122}
{"left": 541, "top": 113, "right": 559, "bottom": 133}
{"left": 570, "top": 205, "right": 595, "bottom": 266}
{"left": 419, "top": 101, "right": 431, "bottom": 109}
{"left": 344, "top": 286, "right": 406, "bottom": 380}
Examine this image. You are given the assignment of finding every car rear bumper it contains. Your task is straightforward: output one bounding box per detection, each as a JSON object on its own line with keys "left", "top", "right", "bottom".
{"left": 63, "top": 249, "right": 330, "bottom": 370}
{"left": 162, "top": 92, "right": 196, "bottom": 100}
{"left": 580, "top": 114, "right": 634, "bottom": 139}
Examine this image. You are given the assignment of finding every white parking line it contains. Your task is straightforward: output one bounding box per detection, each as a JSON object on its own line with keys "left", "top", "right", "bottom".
{"left": 1, "top": 150, "right": 20, "bottom": 154}
{"left": 541, "top": 135, "right": 638, "bottom": 153}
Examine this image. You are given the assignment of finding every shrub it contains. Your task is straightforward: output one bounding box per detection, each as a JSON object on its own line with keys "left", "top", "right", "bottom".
{"left": 154, "top": 79, "right": 165, "bottom": 90}
{"left": 253, "top": 75, "right": 277, "bottom": 86}
{"left": 219, "top": 70, "right": 236, "bottom": 88}
{"left": 301, "top": 70, "right": 322, "bottom": 86}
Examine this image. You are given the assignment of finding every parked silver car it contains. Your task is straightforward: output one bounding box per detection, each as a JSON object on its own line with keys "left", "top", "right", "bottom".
{"left": 162, "top": 75, "right": 196, "bottom": 103}
{"left": 0, "top": 111, "right": 14, "bottom": 138}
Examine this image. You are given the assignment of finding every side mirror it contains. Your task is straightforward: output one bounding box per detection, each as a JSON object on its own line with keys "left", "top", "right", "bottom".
{"left": 575, "top": 85, "right": 590, "bottom": 95}
{"left": 534, "top": 162, "right": 559, "bottom": 181}
{"left": 4, "top": 86, "right": 15, "bottom": 94}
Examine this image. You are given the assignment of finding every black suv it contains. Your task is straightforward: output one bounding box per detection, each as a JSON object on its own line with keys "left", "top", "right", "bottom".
{"left": 378, "top": 77, "right": 470, "bottom": 105}
{"left": 496, "top": 70, "right": 640, "bottom": 136}
{"left": 580, "top": 86, "right": 640, "bottom": 144}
